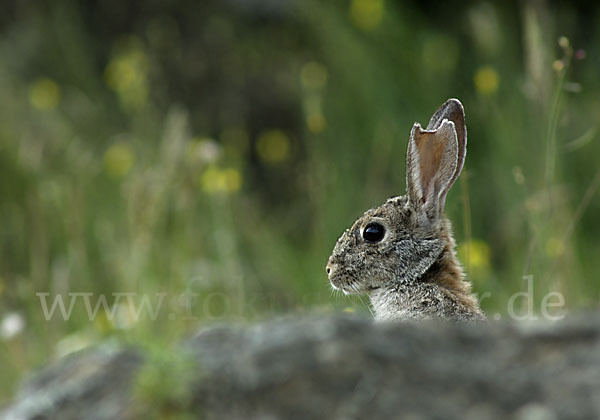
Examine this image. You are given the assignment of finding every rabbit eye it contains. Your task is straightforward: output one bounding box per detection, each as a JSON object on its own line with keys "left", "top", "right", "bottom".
{"left": 363, "top": 223, "right": 385, "bottom": 243}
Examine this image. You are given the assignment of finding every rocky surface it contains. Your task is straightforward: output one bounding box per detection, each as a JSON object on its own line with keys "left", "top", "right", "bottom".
{"left": 3, "top": 314, "right": 600, "bottom": 419}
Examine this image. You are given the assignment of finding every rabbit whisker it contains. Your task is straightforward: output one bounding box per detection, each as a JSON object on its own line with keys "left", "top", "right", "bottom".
{"left": 357, "top": 293, "right": 374, "bottom": 318}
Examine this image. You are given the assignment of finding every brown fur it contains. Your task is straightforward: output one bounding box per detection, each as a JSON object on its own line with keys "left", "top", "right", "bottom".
{"left": 420, "top": 223, "right": 481, "bottom": 315}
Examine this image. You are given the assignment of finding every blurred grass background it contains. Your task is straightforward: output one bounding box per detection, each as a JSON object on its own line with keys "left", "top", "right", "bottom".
{"left": 1, "top": 0, "right": 600, "bottom": 402}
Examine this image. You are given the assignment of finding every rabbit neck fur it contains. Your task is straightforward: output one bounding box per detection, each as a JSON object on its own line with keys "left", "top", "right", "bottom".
{"left": 369, "top": 223, "right": 484, "bottom": 322}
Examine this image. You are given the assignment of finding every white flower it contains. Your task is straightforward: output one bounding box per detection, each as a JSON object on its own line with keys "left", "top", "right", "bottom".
{"left": 1, "top": 312, "right": 25, "bottom": 340}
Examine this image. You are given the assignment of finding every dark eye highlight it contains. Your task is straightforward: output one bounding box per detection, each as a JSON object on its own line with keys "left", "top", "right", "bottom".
{"left": 363, "top": 222, "right": 385, "bottom": 243}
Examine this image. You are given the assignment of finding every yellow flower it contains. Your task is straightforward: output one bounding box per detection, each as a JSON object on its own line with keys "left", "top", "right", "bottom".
{"left": 200, "top": 166, "right": 222, "bottom": 194}
{"left": 458, "top": 239, "right": 491, "bottom": 273}
{"left": 256, "top": 129, "right": 290, "bottom": 164}
{"left": 29, "top": 78, "right": 61, "bottom": 110}
{"left": 104, "top": 45, "right": 149, "bottom": 111}
{"left": 222, "top": 168, "right": 242, "bottom": 192}
{"left": 306, "top": 114, "right": 326, "bottom": 134}
{"left": 553, "top": 60, "right": 565, "bottom": 72}
{"left": 93, "top": 310, "right": 113, "bottom": 333}
{"left": 350, "top": 0, "right": 384, "bottom": 31}
{"left": 558, "top": 36, "right": 570, "bottom": 49}
{"left": 103, "top": 143, "right": 135, "bottom": 178}
{"left": 302, "top": 93, "right": 326, "bottom": 134}
{"left": 474, "top": 66, "right": 499, "bottom": 95}
{"left": 200, "top": 165, "right": 242, "bottom": 194}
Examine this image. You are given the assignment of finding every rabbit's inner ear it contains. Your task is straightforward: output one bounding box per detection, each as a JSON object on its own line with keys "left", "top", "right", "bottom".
{"left": 406, "top": 120, "right": 458, "bottom": 219}
{"left": 426, "top": 99, "right": 467, "bottom": 197}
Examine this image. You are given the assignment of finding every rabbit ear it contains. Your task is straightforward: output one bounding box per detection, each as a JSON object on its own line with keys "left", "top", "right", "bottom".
{"left": 425, "top": 98, "right": 467, "bottom": 192}
{"left": 405, "top": 119, "right": 459, "bottom": 220}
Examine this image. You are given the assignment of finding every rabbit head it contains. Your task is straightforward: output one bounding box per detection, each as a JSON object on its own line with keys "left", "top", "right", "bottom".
{"left": 326, "top": 99, "right": 467, "bottom": 296}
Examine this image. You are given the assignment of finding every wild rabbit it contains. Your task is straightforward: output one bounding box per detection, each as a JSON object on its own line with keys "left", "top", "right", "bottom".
{"left": 326, "top": 99, "right": 484, "bottom": 321}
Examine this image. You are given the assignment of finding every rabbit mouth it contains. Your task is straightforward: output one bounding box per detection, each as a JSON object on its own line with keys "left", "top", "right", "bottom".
{"left": 329, "top": 275, "right": 360, "bottom": 295}
{"left": 331, "top": 281, "right": 380, "bottom": 295}
{"left": 329, "top": 274, "right": 375, "bottom": 295}
{"left": 338, "top": 284, "right": 359, "bottom": 295}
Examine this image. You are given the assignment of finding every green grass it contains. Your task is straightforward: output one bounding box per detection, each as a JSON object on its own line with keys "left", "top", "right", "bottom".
{"left": 1, "top": 0, "right": 600, "bottom": 403}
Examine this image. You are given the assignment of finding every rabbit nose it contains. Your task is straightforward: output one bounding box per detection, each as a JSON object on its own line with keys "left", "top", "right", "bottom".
{"left": 326, "top": 260, "right": 337, "bottom": 277}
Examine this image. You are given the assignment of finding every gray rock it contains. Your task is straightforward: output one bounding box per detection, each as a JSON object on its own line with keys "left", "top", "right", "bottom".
{"left": 3, "top": 315, "right": 600, "bottom": 419}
